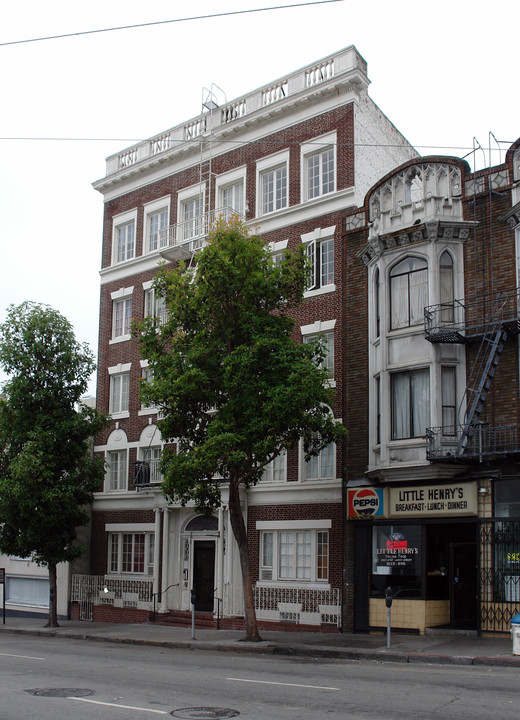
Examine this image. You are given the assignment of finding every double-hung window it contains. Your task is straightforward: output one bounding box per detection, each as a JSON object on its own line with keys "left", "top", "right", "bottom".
{"left": 441, "top": 366, "right": 456, "bottom": 433}
{"left": 221, "top": 182, "right": 244, "bottom": 217}
{"left": 109, "top": 532, "right": 154, "bottom": 575}
{"left": 256, "top": 151, "right": 289, "bottom": 217}
{"left": 112, "top": 297, "right": 132, "bottom": 341}
{"left": 182, "top": 196, "right": 204, "bottom": 241}
{"left": 391, "top": 368, "right": 430, "bottom": 439}
{"left": 148, "top": 209, "right": 168, "bottom": 251}
{"left": 303, "top": 331, "right": 334, "bottom": 378}
{"left": 143, "top": 197, "right": 170, "bottom": 253}
{"left": 259, "top": 528, "right": 329, "bottom": 582}
{"left": 305, "top": 442, "right": 335, "bottom": 480}
{"left": 106, "top": 450, "right": 127, "bottom": 491}
{"left": 109, "top": 365, "right": 130, "bottom": 416}
{"left": 261, "top": 166, "right": 287, "bottom": 214}
{"left": 261, "top": 450, "right": 287, "bottom": 483}
{"left": 112, "top": 210, "right": 137, "bottom": 265}
{"left": 144, "top": 287, "right": 167, "bottom": 326}
{"left": 301, "top": 132, "right": 336, "bottom": 202}
{"left": 390, "top": 257, "right": 428, "bottom": 329}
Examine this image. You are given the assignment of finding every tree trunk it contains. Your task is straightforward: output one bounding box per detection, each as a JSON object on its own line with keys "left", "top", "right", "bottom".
{"left": 45, "top": 563, "right": 59, "bottom": 628}
{"left": 228, "top": 478, "right": 261, "bottom": 642}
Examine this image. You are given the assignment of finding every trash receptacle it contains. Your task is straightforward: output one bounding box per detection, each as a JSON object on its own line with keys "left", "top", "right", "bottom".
{"left": 510, "top": 612, "right": 520, "bottom": 655}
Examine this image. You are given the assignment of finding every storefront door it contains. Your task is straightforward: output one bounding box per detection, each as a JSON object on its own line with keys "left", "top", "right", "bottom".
{"left": 450, "top": 542, "right": 477, "bottom": 627}
{"left": 193, "top": 541, "right": 215, "bottom": 612}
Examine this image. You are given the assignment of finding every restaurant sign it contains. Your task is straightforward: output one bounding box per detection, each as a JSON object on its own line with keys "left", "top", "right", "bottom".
{"left": 389, "top": 482, "right": 477, "bottom": 518}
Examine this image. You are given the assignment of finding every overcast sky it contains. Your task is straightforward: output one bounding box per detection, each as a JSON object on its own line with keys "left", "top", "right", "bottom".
{"left": 1, "top": 0, "right": 518, "bottom": 395}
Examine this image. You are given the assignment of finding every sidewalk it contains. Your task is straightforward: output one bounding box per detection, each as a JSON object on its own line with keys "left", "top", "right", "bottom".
{"left": 2, "top": 617, "right": 519, "bottom": 668}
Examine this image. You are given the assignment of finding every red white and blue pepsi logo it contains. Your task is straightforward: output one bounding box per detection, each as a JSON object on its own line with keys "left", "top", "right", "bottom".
{"left": 348, "top": 487, "right": 384, "bottom": 517}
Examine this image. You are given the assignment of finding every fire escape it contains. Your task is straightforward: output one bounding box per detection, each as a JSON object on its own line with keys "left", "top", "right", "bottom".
{"left": 425, "top": 288, "right": 520, "bottom": 461}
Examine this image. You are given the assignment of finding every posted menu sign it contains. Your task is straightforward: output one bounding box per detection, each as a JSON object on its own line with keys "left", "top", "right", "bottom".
{"left": 388, "top": 482, "right": 477, "bottom": 518}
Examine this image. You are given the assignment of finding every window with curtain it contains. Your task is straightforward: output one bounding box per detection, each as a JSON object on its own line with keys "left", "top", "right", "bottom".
{"left": 259, "top": 529, "right": 329, "bottom": 582}
{"left": 440, "top": 251, "right": 455, "bottom": 322}
{"left": 391, "top": 368, "right": 430, "bottom": 439}
{"left": 441, "top": 366, "right": 456, "bottom": 433}
{"left": 390, "top": 257, "right": 428, "bottom": 329}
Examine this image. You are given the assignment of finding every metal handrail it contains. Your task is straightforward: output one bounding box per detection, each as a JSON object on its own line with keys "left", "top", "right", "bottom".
{"left": 152, "top": 583, "right": 179, "bottom": 622}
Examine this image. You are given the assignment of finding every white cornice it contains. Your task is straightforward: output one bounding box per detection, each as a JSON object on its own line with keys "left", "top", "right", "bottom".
{"left": 93, "top": 83, "right": 364, "bottom": 201}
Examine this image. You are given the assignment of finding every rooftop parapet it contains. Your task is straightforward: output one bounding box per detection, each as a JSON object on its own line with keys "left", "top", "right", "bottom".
{"left": 98, "top": 47, "right": 368, "bottom": 182}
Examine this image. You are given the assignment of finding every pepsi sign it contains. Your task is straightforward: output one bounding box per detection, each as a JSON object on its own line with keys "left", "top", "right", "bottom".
{"left": 348, "top": 487, "right": 384, "bottom": 518}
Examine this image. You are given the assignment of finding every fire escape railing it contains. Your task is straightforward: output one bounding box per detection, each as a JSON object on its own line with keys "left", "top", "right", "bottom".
{"left": 425, "top": 288, "right": 520, "bottom": 462}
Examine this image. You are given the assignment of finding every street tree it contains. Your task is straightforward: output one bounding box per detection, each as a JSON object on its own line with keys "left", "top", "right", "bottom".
{"left": 0, "top": 302, "right": 107, "bottom": 627}
{"left": 137, "top": 218, "right": 347, "bottom": 641}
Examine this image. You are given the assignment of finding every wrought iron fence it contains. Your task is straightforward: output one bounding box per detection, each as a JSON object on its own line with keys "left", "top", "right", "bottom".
{"left": 254, "top": 585, "right": 341, "bottom": 627}
{"left": 480, "top": 520, "right": 520, "bottom": 632}
{"left": 71, "top": 575, "right": 154, "bottom": 619}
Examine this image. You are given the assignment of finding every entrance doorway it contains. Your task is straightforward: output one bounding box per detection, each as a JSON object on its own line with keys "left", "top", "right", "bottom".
{"left": 450, "top": 542, "right": 477, "bottom": 627}
{"left": 193, "top": 541, "right": 215, "bottom": 612}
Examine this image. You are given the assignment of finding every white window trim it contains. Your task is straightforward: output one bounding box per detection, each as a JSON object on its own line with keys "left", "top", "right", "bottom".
{"left": 177, "top": 182, "right": 206, "bottom": 214}
{"left": 106, "top": 523, "right": 155, "bottom": 532}
{"left": 268, "top": 239, "right": 289, "bottom": 253}
{"left": 300, "top": 319, "right": 336, "bottom": 335}
{"left": 107, "top": 530, "right": 155, "bottom": 575}
{"left": 108, "top": 364, "right": 131, "bottom": 419}
{"left": 112, "top": 209, "right": 137, "bottom": 266}
{"left": 215, "top": 166, "right": 247, "bottom": 211}
{"left": 143, "top": 196, "right": 171, "bottom": 254}
{"left": 300, "top": 131, "right": 337, "bottom": 203}
{"left": 257, "top": 527, "right": 330, "bottom": 584}
{"left": 256, "top": 520, "right": 332, "bottom": 530}
{"left": 108, "top": 363, "right": 132, "bottom": 375}
{"left": 110, "top": 287, "right": 134, "bottom": 345}
{"left": 104, "top": 449, "right": 128, "bottom": 492}
{"left": 301, "top": 321, "right": 336, "bottom": 387}
{"left": 301, "top": 226, "right": 336, "bottom": 298}
{"left": 256, "top": 149, "right": 290, "bottom": 217}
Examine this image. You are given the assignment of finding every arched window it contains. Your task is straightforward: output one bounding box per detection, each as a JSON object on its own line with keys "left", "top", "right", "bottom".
{"left": 440, "top": 251, "right": 455, "bottom": 322}
{"left": 390, "top": 257, "right": 428, "bottom": 329}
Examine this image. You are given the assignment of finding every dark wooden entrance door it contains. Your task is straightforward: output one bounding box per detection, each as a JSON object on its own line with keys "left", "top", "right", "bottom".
{"left": 193, "top": 541, "right": 215, "bottom": 612}
{"left": 450, "top": 542, "right": 477, "bottom": 627}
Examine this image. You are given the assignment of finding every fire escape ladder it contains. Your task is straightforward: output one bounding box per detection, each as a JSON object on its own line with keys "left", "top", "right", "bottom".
{"left": 456, "top": 326, "right": 508, "bottom": 456}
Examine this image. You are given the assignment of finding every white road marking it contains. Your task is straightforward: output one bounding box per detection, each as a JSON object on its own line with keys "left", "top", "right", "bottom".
{"left": 0, "top": 652, "right": 45, "bottom": 660}
{"left": 226, "top": 677, "right": 340, "bottom": 691}
{"left": 68, "top": 697, "right": 168, "bottom": 714}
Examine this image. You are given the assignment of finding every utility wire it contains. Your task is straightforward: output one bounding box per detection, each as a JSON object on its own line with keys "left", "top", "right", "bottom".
{"left": 0, "top": 1, "right": 343, "bottom": 47}
{"left": 0, "top": 136, "right": 514, "bottom": 154}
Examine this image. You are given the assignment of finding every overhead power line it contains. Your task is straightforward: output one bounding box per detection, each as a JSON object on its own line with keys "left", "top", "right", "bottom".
{"left": 0, "top": 136, "right": 514, "bottom": 155}
{"left": 0, "top": 1, "right": 343, "bottom": 47}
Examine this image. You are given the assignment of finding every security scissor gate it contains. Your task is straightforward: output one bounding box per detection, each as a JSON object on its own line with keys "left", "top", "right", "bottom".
{"left": 71, "top": 575, "right": 103, "bottom": 621}
{"left": 480, "top": 519, "right": 520, "bottom": 632}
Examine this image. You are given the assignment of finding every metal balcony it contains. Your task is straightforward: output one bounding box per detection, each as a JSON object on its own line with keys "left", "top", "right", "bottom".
{"left": 133, "top": 460, "right": 163, "bottom": 487}
{"left": 426, "top": 423, "right": 520, "bottom": 462}
{"left": 158, "top": 207, "right": 244, "bottom": 262}
{"left": 424, "top": 288, "right": 520, "bottom": 343}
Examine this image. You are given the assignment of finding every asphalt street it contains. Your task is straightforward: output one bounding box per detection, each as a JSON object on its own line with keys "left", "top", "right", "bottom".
{"left": 1, "top": 632, "right": 519, "bottom": 720}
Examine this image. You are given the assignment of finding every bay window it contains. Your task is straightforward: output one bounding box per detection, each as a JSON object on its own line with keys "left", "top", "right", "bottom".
{"left": 391, "top": 368, "right": 430, "bottom": 439}
{"left": 390, "top": 256, "right": 428, "bottom": 329}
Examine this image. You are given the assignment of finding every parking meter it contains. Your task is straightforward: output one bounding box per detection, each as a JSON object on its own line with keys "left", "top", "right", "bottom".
{"left": 385, "top": 586, "right": 393, "bottom": 608}
{"left": 385, "top": 586, "right": 393, "bottom": 649}
{"left": 190, "top": 588, "right": 197, "bottom": 606}
{"left": 190, "top": 588, "right": 196, "bottom": 640}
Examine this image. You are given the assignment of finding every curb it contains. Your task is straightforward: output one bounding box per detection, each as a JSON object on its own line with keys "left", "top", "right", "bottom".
{"left": 2, "top": 626, "right": 519, "bottom": 668}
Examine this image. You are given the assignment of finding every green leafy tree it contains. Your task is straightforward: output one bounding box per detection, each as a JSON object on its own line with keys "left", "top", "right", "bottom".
{"left": 137, "top": 218, "right": 346, "bottom": 641}
{"left": 0, "top": 302, "right": 107, "bottom": 627}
